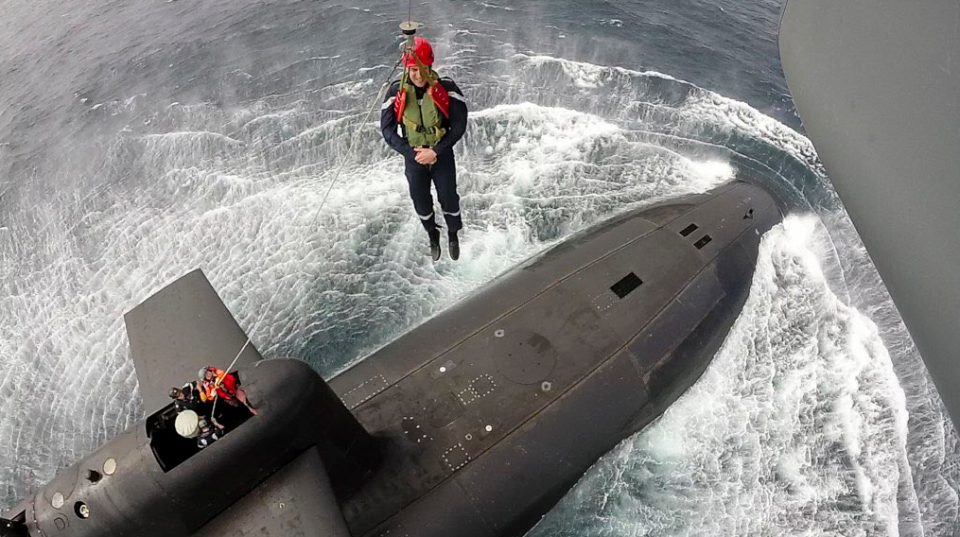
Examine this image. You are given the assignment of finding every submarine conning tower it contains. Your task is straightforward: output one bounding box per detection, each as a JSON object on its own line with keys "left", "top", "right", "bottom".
{"left": 1, "top": 270, "right": 379, "bottom": 537}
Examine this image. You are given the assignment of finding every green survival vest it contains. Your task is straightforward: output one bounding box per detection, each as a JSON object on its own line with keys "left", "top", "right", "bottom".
{"left": 401, "top": 82, "right": 446, "bottom": 148}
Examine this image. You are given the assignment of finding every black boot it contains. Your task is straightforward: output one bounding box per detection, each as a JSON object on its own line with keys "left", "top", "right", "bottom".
{"left": 428, "top": 229, "right": 441, "bottom": 261}
{"left": 448, "top": 231, "right": 460, "bottom": 261}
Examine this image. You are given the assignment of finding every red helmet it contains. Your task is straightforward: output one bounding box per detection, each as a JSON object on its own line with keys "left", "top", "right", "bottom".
{"left": 403, "top": 36, "right": 435, "bottom": 67}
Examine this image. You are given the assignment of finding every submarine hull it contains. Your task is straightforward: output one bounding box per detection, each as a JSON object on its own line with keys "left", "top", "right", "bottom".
{"left": 3, "top": 178, "right": 783, "bottom": 537}
{"left": 330, "top": 179, "right": 782, "bottom": 536}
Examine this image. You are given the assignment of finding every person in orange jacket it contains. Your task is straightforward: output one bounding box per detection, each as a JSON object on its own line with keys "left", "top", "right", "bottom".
{"left": 200, "top": 366, "right": 258, "bottom": 416}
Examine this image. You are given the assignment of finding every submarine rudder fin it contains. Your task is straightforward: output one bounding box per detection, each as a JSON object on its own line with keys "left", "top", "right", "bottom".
{"left": 124, "top": 269, "right": 263, "bottom": 413}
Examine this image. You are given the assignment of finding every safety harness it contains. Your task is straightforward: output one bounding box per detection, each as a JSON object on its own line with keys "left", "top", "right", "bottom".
{"left": 393, "top": 59, "right": 450, "bottom": 148}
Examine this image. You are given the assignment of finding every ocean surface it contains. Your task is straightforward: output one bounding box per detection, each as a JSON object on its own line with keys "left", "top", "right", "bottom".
{"left": 0, "top": 0, "right": 957, "bottom": 534}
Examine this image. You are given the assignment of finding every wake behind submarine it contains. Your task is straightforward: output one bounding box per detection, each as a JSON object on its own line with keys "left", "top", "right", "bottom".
{"left": 1, "top": 178, "right": 782, "bottom": 537}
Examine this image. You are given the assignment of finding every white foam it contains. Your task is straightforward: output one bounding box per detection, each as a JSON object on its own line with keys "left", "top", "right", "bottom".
{"left": 513, "top": 52, "right": 681, "bottom": 84}
{"left": 686, "top": 159, "right": 735, "bottom": 189}
{"left": 529, "top": 215, "right": 913, "bottom": 537}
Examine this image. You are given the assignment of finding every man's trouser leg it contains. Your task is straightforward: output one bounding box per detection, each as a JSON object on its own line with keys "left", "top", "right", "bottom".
{"left": 405, "top": 159, "right": 438, "bottom": 235}
{"left": 431, "top": 154, "right": 462, "bottom": 233}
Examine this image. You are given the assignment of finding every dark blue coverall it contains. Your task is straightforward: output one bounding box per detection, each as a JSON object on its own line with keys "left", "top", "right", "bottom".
{"left": 380, "top": 78, "right": 468, "bottom": 234}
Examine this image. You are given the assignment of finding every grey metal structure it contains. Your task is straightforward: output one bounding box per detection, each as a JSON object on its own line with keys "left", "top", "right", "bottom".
{"left": 779, "top": 0, "right": 960, "bottom": 428}
{"left": 125, "top": 270, "right": 264, "bottom": 413}
{"left": 0, "top": 358, "right": 378, "bottom": 537}
{"left": 2, "top": 179, "right": 782, "bottom": 537}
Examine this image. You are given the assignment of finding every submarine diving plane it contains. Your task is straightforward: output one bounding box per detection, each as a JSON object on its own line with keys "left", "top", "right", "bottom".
{"left": 1, "top": 176, "right": 783, "bottom": 537}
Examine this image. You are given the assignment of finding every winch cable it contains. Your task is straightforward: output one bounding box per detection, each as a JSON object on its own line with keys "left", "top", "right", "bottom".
{"left": 210, "top": 46, "right": 410, "bottom": 398}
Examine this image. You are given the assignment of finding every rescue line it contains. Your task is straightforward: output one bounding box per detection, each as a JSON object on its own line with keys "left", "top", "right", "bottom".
{"left": 210, "top": 18, "right": 439, "bottom": 400}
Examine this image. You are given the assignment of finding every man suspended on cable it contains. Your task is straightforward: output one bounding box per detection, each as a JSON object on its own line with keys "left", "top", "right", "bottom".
{"left": 381, "top": 36, "right": 468, "bottom": 261}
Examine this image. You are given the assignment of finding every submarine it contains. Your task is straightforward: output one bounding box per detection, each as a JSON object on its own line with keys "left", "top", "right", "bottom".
{"left": 1, "top": 178, "right": 783, "bottom": 537}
